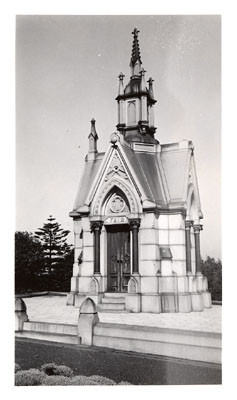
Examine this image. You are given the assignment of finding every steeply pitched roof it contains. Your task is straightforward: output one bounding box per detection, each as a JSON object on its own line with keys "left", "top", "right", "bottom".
{"left": 71, "top": 139, "right": 200, "bottom": 215}
{"left": 160, "top": 142, "right": 192, "bottom": 204}
{"left": 122, "top": 144, "right": 167, "bottom": 206}
{"left": 72, "top": 153, "right": 104, "bottom": 213}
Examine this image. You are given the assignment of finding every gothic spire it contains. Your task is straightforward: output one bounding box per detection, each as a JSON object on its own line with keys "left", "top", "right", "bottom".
{"left": 88, "top": 118, "right": 98, "bottom": 159}
{"left": 88, "top": 118, "right": 98, "bottom": 140}
{"left": 130, "top": 28, "right": 142, "bottom": 74}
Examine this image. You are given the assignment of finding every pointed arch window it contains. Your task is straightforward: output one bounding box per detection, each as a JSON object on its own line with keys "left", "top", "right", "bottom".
{"left": 103, "top": 187, "right": 130, "bottom": 216}
{"left": 127, "top": 101, "right": 136, "bottom": 125}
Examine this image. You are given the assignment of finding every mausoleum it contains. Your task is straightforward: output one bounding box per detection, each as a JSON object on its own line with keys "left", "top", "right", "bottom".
{"left": 67, "top": 28, "right": 212, "bottom": 313}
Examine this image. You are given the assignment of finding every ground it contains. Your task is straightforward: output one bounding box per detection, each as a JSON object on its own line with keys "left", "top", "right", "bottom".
{"left": 15, "top": 295, "right": 222, "bottom": 385}
{"left": 15, "top": 338, "right": 221, "bottom": 385}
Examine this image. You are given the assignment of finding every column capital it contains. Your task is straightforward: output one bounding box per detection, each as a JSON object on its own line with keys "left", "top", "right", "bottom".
{"left": 185, "top": 220, "right": 193, "bottom": 229}
{"left": 130, "top": 219, "right": 140, "bottom": 230}
{"left": 193, "top": 224, "right": 203, "bottom": 233}
{"left": 90, "top": 221, "right": 103, "bottom": 233}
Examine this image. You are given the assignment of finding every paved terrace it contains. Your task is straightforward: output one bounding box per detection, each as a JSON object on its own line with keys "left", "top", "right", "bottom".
{"left": 22, "top": 295, "right": 221, "bottom": 334}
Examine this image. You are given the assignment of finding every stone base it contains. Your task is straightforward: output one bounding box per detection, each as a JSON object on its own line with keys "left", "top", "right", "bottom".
{"left": 125, "top": 293, "right": 141, "bottom": 312}
{"left": 66, "top": 292, "right": 76, "bottom": 306}
{"left": 177, "top": 294, "right": 192, "bottom": 313}
{"left": 86, "top": 293, "right": 103, "bottom": 306}
{"left": 196, "top": 274, "right": 205, "bottom": 292}
{"left": 74, "top": 294, "right": 87, "bottom": 308}
{"left": 202, "top": 291, "right": 212, "bottom": 308}
{"left": 141, "top": 293, "right": 192, "bottom": 313}
{"left": 141, "top": 294, "right": 162, "bottom": 313}
{"left": 72, "top": 293, "right": 103, "bottom": 308}
{"left": 161, "top": 294, "right": 178, "bottom": 313}
{"left": 191, "top": 293, "right": 204, "bottom": 311}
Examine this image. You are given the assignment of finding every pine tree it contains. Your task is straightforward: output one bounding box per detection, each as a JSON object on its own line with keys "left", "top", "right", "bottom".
{"left": 34, "top": 215, "right": 72, "bottom": 274}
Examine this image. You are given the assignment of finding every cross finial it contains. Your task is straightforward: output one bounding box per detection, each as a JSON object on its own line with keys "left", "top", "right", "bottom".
{"left": 130, "top": 27, "right": 142, "bottom": 67}
{"left": 89, "top": 118, "right": 98, "bottom": 139}
{"left": 118, "top": 72, "right": 125, "bottom": 80}
{"left": 132, "top": 27, "right": 140, "bottom": 37}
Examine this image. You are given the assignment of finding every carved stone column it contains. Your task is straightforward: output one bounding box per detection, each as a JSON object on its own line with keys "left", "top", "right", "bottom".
{"left": 185, "top": 220, "right": 193, "bottom": 274}
{"left": 130, "top": 219, "right": 140, "bottom": 274}
{"left": 194, "top": 224, "right": 203, "bottom": 275}
{"left": 91, "top": 221, "right": 103, "bottom": 275}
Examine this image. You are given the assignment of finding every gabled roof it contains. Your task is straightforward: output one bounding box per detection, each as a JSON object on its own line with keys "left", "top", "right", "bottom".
{"left": 70, "top": 138, "right": 201, "bottom": 216}
{"left": 122, "top": 144, "right": 167, "bottom": 206}
{"left": 71, "top": 153, "right": 104, "bottom": 214}
{"left": 160, "top": 142, "right": 192, "bottom": 204}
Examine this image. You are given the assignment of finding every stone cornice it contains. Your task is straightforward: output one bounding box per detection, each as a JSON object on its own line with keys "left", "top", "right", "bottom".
{"left": 115, "top": 92, "right": 157, "bottom": 105}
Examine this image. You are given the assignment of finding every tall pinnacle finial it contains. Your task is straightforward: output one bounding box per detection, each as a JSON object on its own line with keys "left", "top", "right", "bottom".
{"left": 89, "top": 118, "right": 98, "bottom": 140}
{"left": 130, "top": 27, "right": 142, "bottom": 68}
{"left": 88, "top": 118, "right": 98, "bottom": 159}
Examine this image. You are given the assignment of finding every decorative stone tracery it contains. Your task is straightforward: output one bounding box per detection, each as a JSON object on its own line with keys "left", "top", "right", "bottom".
{"left": 90, "top": 277, "right": 99, "bottom": 293}
{"left": 93, "top": 178, "right": 138, "bottom": 216}
{"left": 128, "top": 276, "right": 139, "bottom": 293}
{"left": 110, "top": 194, "right": 127, "bottom": 213}
{"left": 104, "top": 152, "right": 128, "bottom": 181}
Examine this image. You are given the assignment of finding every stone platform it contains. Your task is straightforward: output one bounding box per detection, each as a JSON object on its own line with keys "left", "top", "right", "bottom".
{"left": 16, "top": 295, "right": 221, "bottom": 364}
{"left": 22, "top": 295, "right": 221, "bottom": 333}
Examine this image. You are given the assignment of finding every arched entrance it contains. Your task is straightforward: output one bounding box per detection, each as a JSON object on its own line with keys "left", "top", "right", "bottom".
{"left": 106, "top": 224, "right": 131, "bottom": 292}
{"left": 91, "top": 177, "right": 141, "bottom": 292}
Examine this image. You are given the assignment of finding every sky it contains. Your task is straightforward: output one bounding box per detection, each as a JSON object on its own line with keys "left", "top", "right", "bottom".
{"left": 16, "top": 15, "right": 221, "bottom": 259}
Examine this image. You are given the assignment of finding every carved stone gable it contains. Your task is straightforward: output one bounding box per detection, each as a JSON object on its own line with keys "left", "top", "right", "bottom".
{"left": 105, "top": 152, "right": 128, "bottom": 182}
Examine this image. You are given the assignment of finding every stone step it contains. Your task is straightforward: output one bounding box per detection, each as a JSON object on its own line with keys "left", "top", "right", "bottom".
{"left": 93, "top": 323, "right": 222, "bottom": 364}
{"left": 93, "top": 334, "right": 221, "bottom": 364}
{"left": 97, "top": 303, "right": 125, "bottom": 311}
{"left": 22, "top": 321, "right": 78, "bottom": 335}
{"left": 104, "top": 292, "right": 127, "bottom": 298}
{"left": 101, "top": 297, "right": 125, "bottom": 304}
{"left": 94, "top": 323, "right": 221, "bottom": 347}
{"left": 98, "top": 309, "right": 129, "bottom": 314}
{"left": 15, "top": 330, "right": 80, "bottom": 345}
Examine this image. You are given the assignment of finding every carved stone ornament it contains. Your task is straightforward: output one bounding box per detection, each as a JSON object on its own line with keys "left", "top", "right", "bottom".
{"left": 93, "top": 179, "right": 136, "bottom": 216}
{"left": 110, "top": 195, "right": 126, "bottom": 213}
{"left": 104, "top": 152, "right": 128, "bottom": 182}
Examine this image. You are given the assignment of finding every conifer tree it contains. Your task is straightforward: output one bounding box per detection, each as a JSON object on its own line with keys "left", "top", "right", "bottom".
{"left": 35, "top": 215, "right": 71, "bottom": 274}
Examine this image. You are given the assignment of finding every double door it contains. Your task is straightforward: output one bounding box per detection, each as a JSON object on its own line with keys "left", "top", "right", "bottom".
{"left": 107, "top": 226, "right": 131, "bottom": 292}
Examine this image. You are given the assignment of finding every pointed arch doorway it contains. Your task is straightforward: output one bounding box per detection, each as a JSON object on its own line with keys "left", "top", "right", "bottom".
{"left": 106, "top": 224, "right": 131, "bottom": 292}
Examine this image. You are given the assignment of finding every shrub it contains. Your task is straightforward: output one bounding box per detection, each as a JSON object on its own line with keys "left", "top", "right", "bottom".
{"left": 15, "top": 369, "right": 46, "bottom": 386}
{"left": 41, "top": 375, "right": 72, "bottom": 386}
{"left": 15, "top": 363, "right": 21, "bottom": 373}
{"left": 66, "top": 375, "right": 115, "bottom": 385}
{"left": 40, "top": 363, "right": 73, "bottom": 377}
{"left": 89, "top": 375, "right": 116, "bottom": 385}
{"left": 66, "top": 376, "right": 98, "bottom": 386}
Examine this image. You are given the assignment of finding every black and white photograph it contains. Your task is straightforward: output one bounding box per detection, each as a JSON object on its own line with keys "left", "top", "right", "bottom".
{"left": 13, "top": 13, "right": 223, "bottom": 389}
